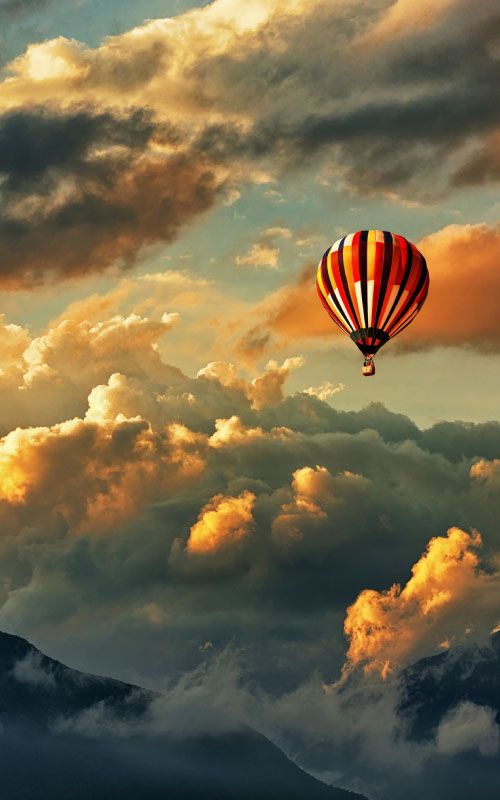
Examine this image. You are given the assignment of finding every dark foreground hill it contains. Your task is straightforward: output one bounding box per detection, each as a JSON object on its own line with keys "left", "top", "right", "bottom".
{"left": 0, "top": 631, "right": 365, "bottom": 800}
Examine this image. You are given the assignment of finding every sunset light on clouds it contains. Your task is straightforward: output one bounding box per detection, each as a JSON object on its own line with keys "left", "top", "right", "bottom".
{"left": 0, "top": 1, "right": 498, "bottom": 798}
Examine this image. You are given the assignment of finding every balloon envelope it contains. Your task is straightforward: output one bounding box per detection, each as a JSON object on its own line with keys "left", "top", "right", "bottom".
{"left": 316, "top": 230, "right": 429, "bottom": 357}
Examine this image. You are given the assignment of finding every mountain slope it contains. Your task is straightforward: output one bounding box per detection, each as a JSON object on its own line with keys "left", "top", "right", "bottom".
{"left": 396, "top": 633, "right": 500, "bottom": 800}
{"left": 399, "top": 631, "right": 500, "bottom": 738}
{"left": 0, "top": 631, "right": 366, "bottom": 800}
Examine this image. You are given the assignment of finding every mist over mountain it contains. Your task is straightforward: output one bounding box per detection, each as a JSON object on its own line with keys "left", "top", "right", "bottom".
{"left": 0, "top": 631, "right": 365, "bottom": 800}
{"left": 392, "top": 633, "right": 500, "bottom": 800}
{"left": 400, "top": 631, "right": 500, "bottom": 738}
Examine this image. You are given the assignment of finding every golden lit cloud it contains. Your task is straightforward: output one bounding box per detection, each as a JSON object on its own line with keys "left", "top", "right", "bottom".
{"left": 343, "top": 527, "right": 500, "bottom": 677}
{"left": 359, "top": 0, "right": 458, "bottom": 44}
{"left": 271, "top": 466, "right": 328, "bottom": 542}
{"left": 236, "top": 242, "right": 280, "bottom": 269}
{"left": 303, "top": 381, "right": 345, "bottom": 401}
{"left": 250, "top": 356, "right": 304, "bottom": 409}
{"left": 209, "top": 416, "right": 265, "bottom": 448}
{"left": 187, "top": 490, "right": 256, "bottom": 554}
{"left": 0, "top": 0, "right": 318, "bottom": 115}
{"left": 199, "top": 356, "right": 304, "bottom": 409}
{"left": 411, "top": 223, "right": 500, "bottom": 349}
{"left": 272, "top": 465, "right": 368, "bottom": 542}
{"left": 470, "top": 458, "right": 500, "bottom": 484}
{"left": 0, "top": 409, "right": 206, "bottom": 535}
{"left": 235, "top": 266, "right": 334, "bottom": 358}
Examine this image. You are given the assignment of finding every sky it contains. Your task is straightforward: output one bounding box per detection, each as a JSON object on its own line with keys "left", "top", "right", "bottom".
{"left": 0, "top": 0, "right": 499, "bottom": 797}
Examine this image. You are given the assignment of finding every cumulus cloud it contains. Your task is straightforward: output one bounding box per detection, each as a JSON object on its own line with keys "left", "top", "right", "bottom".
{"left": 235, "top": 226, "right": 294, "bottom": 269}
{"left": 470, "top": 458, "right": 500, "bottom": 485}
{"left": 1, "top": 284, "right": 500, "bottom": 742}
{"left": 236, "top": 242, "right": 280, "bottom": 269}
{"left": 2, "top": 315, "right": 500, "bottom": 660}
{"left": 208, "top": 416, "right": 266, "bottom": 448}
{"left": 271, "top": 466, "right": 328, "bottom": 542}
{"left": 0, "top": 413, "right": 206, "bottom": 535}
{"left": 303, "top": 381, "right": 346, "bottom": 401}
{"left": 0, "top": 309, "right": 183, "bottom": 432}
{"left": 344, "top": 528, "right": 500, "bottom": 676}
{"left": 0, "top": 300, "right": 498, "bottom": 798}
{"left": 187, "top": 491, "right": 256, "bottom": 554}
{"left": 198, "top": 356, "right": 304, "bottom": 409}
{"left": 250, "top": 356, "right": 304, "bottom": 408}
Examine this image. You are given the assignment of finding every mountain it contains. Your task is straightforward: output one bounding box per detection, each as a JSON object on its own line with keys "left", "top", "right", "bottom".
{"left": 0, "top": 631, "right": 366, "bottom": 800}
{"left": 400, "top": 631, "right": 500, "bottom": 738}
{"left": 396, "top": 632, "right": 500, "bottom": 800}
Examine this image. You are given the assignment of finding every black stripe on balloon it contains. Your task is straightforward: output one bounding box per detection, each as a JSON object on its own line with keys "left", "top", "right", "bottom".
{"left": 389, "top": 297, "right": 425, "bottom": 338}
{"left": 316, "top": 284, "right": 346, "bottom": 332}
{"left": 373, "top": 231, "right": 393, "bottom": 329}
{"left": 320, "top": 255, "right": 352, "bottom": 331}
{"left": 389, "top": 306, "right": 420, "bottom": 339}
{"left": 350, "top": 328, "right": 389, "bottom": 345}
{"left": 349, "top": 328, "right": 389, "bottom": 357}
{"left": 359, "top": 230, "right": 368, "bottom": 327}
{"left": 337, "top": 237, "right": 362, "bottom": 331}
{"left": 386, "top": 258, "right": 428, "bottom": 335}
{"left": 381, "top": 236, "right": 414, "bottom": 331}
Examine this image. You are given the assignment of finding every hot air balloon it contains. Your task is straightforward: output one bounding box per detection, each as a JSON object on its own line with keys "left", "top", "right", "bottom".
{"left": 316, "top": 230, "right": 429, "bottom": 376}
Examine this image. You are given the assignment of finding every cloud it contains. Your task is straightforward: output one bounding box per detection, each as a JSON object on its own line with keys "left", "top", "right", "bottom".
{"left": 359, "top": 0, "right": 458, "bottom": 43}
{"left": 236, "top": 221, "right": 500, "bottom": 356}
{"left": 436, "top": 702, "right": 500, "bottom": 757}
{"left": 0, "top": 409, "right": 206, "bottom": 536}
{"left": 12, "top": 650, "right": 56, "bottom": 688}
{"left": 344, "top": 528, "right": 500, "bottom": 676}
{"left": 271, "top": 465, "right": 369, "bottom": 545}
{"left": 236, "top": 242, "right": 280, "bottom": 269}
{"left": 303, "top": 381, "right": 345, "bottom": 401}
{"left": 2, "top": 287, "right": 500, "bottom": 725}
{"left": 0, "top": 312, "right": 499, "bottom": 799}
{"left": 0, "top": 0, "right": 54, "bottom": 18}
{"left": 235, "top": 226, "right": 294, "bottom": 269}
{"left": 406, "top": 223, "right": 500, "bottom": 350}
{"left": 452, "top": 130, "right": 500, "bottom": 187}
{"left": 0, "top": 0, "right": 495, "bottom": 284}
{"left": 198, "top": 356, "right": 304, "bottom": 410}
{"left": 234, "top": 264, "right": 336, "bottom": 358}
{"left": 0, "top": 310, "right": 184, "bottom": 432}
{"left": 0, "top": 108, "right": 224, "bottom": 286}
{"left": 186, "top": 491, "right": 256, "bottom": 554}
{"left": 208, "top": 416, "right": 266, "bottom": 448}
{"left": 250, "top": 356, "right": 304, "bottom": 408}
{"left": 470, "top": 458, "right": 500, "bottom": 485}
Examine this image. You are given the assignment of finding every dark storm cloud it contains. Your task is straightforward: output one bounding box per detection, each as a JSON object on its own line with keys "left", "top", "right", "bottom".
{"left": 0, "top": 107, "right": 155, "bottom": 189}
{"left": 452, "top": 132, "right": 500, "bottom": 186}
{"left": 0, "top": 0, "right": 496, "bottom": 285}
{"left": 2, "top": 357, "right": 500, "bottom": 691}
{"left": 0, "top": 107, "right": 222, "bottom": 286}
{"left": 189, "top": 0, "right": 500, "bottom": 196}
{"left": 0, "top": 0, "right": 53, "bottom": 17}
{"left": 1, "top": 368, "right": 500, "bottom": 800}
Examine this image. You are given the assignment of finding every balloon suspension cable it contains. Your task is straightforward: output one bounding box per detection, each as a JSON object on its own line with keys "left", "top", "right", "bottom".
{"left": 362, "top": 356, "right": 376, "bottom": 377}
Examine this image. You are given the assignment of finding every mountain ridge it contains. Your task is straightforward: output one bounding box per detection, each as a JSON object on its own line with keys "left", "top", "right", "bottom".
{"left": 0, "top": 630, "right": 367, "bottom": 800}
